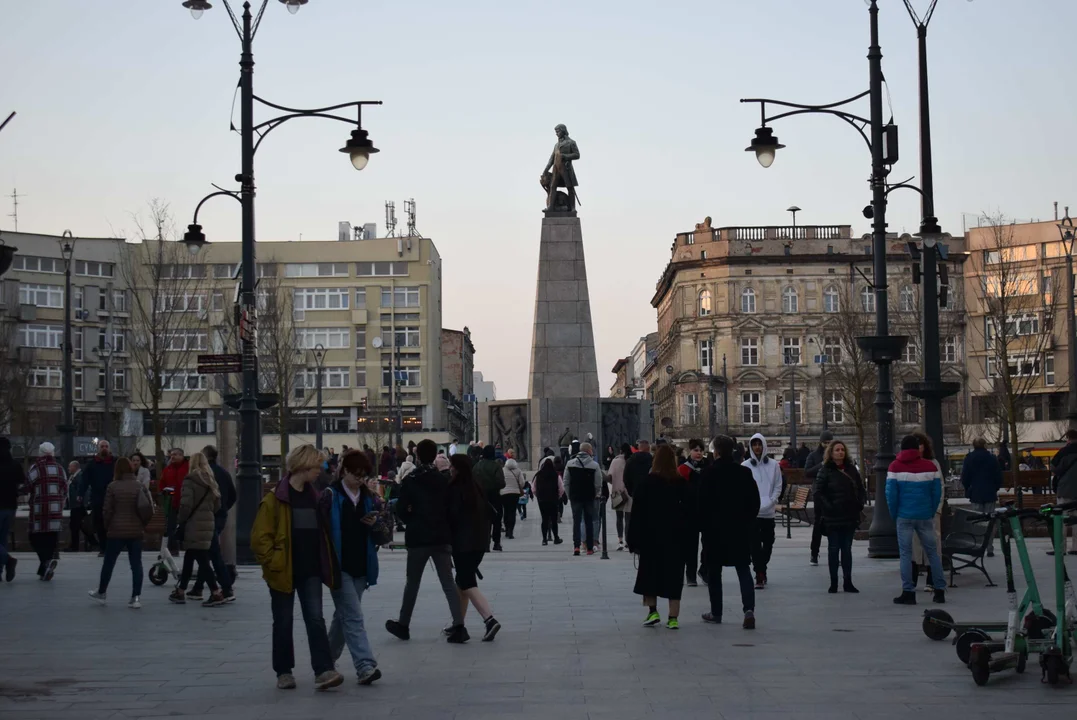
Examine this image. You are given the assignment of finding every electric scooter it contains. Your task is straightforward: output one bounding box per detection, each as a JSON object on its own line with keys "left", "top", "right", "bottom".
{"left": 148, "top": 489, "right": 181, "bottom": 586}
{"left": 923, "top": 506, "right": 1054, "bottom": 664}
{"left": 1038, "top": 500, "right": 1077, "bottom": 685}
{"left": 966, "top": 505, "right": 1045, "bottom": 686}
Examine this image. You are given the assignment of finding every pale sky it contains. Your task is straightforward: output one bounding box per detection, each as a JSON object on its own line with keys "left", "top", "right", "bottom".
{"left": 3, "top": 0, "right": 1074, "bottom": 399}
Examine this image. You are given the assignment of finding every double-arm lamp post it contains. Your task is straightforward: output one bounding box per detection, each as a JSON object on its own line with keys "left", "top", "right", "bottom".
{"left": 741, "top": 0, "right": 906, "bottom": 557}
{"left": 310, "top": 344, "right": 327, "bottom": 451}
{"left": 58, "top": 231, "right": 77, "bottom": 465}
{"left": 179, "top": 0, "right": 382, "bottom": 563}
{"left": 1056, "top": 215, "right": 1077, "bottom": 431}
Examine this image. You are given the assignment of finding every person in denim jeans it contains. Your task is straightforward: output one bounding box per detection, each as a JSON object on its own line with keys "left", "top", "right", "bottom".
{"left": 0, "top": 437, "right": 23, "bottom": 581}
{"left": 321, "top": 450, "right": 382, "bottom": 685}
{"left": 887, "top": 435, "right": 946, "bottom": 605}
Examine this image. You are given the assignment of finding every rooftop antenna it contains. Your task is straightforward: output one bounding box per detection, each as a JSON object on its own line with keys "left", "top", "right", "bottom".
{"left": 385, "top": 201, "right": 397, "bottom": 238}
{"left": 404, "top": 198, "right": 421, "bottom": 238}
{"left": 8, "top": 187, "right": 22, "bottom": 231}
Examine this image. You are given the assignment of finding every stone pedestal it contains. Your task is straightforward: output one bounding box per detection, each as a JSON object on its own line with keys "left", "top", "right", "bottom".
{"left": 528, "top": 214, "right": 601, "bottom": 461}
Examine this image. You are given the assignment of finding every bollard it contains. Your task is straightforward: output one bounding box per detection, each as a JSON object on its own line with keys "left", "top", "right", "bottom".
{"left": 600, "top": 498, "right": 609, "bottom": 559}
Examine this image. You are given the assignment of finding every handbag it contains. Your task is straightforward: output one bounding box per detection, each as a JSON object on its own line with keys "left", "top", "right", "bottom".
{"left": 136, "top": 484, "right": 156, "bottom": 526}
{"left": 611, "top": 489, "right": 629, "bottom": 512}
{"left": 173, "top": 486, "right": 209, "bottom": 544}
{"left": 369, "top": 512, "right": 394, "bottom": 547}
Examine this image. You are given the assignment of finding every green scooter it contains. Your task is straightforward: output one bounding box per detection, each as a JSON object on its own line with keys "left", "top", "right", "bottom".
{"left": 923, "top": 506, "right": 1054, "bottom": 665}
{"left": 1037, "top": 500, "right": 1077, "bottom": 686}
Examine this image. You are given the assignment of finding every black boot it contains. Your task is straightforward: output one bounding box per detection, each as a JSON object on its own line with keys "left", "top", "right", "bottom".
{"left": 892, "top": 591, "right": 917, "bottom": 605}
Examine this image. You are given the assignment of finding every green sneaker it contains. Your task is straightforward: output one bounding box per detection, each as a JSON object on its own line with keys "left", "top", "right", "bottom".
{"left": 643, "top": 611, "right": 661, "bottom": 627}
{"left": 666, "top": 618, "right": 679, "bottom": 630}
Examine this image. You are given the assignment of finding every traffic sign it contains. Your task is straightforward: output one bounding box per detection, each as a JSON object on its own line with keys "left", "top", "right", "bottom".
{"left": 197, "top": 353, "right": 243, "bottom": 374}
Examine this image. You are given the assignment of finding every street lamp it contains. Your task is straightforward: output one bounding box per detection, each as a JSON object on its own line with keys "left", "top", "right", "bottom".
{"left": 1057, "top": 213, "right": 1077, "bottom": 430}
{"left": 57, "top": 231, "right": 77, "bottom": 465}
{"left": 310, "top": 343, "right": 327, "bottom": 451}
{"left": 784, "top": 347, "right": 798, "bottom": 454}
{"left": 178, "top": 0, "right": 383, "bottom": 564}
{"left": 787, "top": 205, "right": 801, "bottom": 234}
{"left": 810, "top": 337, "right": 829, "bottom": 431}
{"left": 742, "top": 0, "right": 907, "bottom": 558}
{"left": 94, "top": 340, "right": 113, "bottom": 446}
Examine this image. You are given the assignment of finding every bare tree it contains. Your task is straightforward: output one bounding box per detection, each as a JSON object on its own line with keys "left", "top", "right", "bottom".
{"left": 119, "top": 199, "right": 209, "bottom": 472}
{"left": 824, "top": 275, "right": 878, "bottom": 481}
{"left": 969, "top": 212, "right": 1061, "bottom": 481}
{"left": 0, "top": 318, "right": 32, "bottom": 437}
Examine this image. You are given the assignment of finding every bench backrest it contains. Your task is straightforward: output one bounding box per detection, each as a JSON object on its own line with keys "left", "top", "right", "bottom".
{"left": 949, "top": 507, "right": 997, "bottom": 553}
{"left": 1001, "top": 470, "right": 1051, "bottom": 489}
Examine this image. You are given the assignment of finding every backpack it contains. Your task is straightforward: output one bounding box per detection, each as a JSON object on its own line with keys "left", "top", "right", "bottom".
{"left": 136, "top": 484, "right": 156, "bottom": 525}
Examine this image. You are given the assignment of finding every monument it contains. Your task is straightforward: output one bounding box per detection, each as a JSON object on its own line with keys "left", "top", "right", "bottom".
{"left": 479, "top": 124, "right": 650, "bottom": 466}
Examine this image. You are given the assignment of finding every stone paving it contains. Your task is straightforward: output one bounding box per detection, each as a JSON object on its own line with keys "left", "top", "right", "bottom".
{"left": 1, "top": 508, "right": 1074, "bottom": 720}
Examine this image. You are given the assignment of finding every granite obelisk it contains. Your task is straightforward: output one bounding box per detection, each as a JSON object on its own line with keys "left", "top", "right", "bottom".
{"left": 529, "top": 124, "right": 600, "bottom": 461}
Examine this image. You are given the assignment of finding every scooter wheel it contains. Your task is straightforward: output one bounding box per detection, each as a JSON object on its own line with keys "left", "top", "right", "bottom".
{"left": 1023, "top": 609, "right": 1057, "bottom": 640}
{"left": 922, "top": 609, "right": 954, "bottom": 641}
{"left": 969, "top": 648, "right": 991, "bottom": 687}
{"left": 1043, "top": 653, "right": 1063, "bottom": 685}
{"left": 1016, "top": 650, "right": 1028, "bottom": 674}
{"left": 148, "top": 565, "right": 169, "bottom": 586}
{"left": 956, "top": 630, "right": 990, "bottom": 665}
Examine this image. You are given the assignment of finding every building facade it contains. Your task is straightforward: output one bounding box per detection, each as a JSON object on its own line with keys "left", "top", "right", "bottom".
{"left": 0, "top": 232, "right": 132, "bottom": 458}
{"left": 964, "top": 216, "right": 1074, "bottom": 447}
{"left": 441, "top": 327, "right": 475, "bottom": 442}
{"left": 644, "top": 217, "right": 967, "bottom": 460}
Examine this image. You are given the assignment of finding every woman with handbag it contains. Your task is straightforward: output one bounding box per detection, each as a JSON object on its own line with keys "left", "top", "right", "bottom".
{"left": 88, "top": 457, "right": 155, "bottom": 608}
{"left": 500, "top": 458, "right": 526, "bottom": 540}
{"left": 811, "top": 440, "right": 866, "bottom": 594}
{"left": 168, "top": 452, "right": 224, "bottom": 606}
{"left": 608, "top": 444, "right": 632, "bottom": 551}
{"left": 321, "top": 450, "right": 387, "bottom": 686}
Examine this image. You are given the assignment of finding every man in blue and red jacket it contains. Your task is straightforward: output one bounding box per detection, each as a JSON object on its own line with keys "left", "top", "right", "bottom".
{"left": 886, "top": 434, "right": 945, "bottom": 605}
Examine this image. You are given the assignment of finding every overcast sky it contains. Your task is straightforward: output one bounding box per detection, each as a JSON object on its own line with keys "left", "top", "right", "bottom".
{"left": 2, "top": 0, "right": 1073, "bottom": 399}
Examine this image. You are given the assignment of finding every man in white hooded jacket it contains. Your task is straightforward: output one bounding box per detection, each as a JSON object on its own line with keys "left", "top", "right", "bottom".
{"left": 742, "top": 433, "right": 782, "bottom": 589}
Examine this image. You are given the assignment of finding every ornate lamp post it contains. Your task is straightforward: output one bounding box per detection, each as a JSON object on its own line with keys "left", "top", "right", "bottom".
{"left": 179, "top": 0, "right": 382, "bottom": 563}
{"left": 741, "top": 0, "right": 907, "bottom": 557}
{"left": 57, "top": 231, "right": 77, "bottom": 464}
{"left": 309, "top": 344, "right": 327, "bottom": 451}
{"left": 94, "top": 340, "right": 114, "bottom": 445}
{"left": 1057, "top": 214, "right": 1077, "bottom": 430}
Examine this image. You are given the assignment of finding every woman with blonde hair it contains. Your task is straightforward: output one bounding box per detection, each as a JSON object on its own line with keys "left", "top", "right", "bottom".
{"left": 812, "top": 440, "right": 866, "bottom": 594}
{"left": 251, "top": 444, "right": 343, "bottom": 691}
{"left": 168, "top": 452, "right": 224, "bottom": 607}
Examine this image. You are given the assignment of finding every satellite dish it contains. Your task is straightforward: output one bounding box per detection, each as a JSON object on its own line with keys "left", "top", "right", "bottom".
{"left": 661, "top": 417, "right": 674, "bottom": 428}
{"left": 372, "top": 336, "right": 384, "bottom": 349}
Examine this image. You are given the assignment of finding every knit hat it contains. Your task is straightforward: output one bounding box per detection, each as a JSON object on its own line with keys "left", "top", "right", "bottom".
{"left": 819, "top": 431, "right": 834, "bottom": 444}
{"left": 39, "top": 441, "right": 56, "bottom": 456}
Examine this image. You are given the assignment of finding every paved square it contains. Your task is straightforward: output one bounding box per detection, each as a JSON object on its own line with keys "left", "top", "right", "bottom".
{"left": 1, "top": 511, "right": 1073, "bottom": 719}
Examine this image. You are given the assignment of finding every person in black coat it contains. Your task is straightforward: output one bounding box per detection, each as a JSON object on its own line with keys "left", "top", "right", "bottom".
{"left": 0, "top": 437, "right": 25, "bottom": 580}
{"left": 812, "top": 440, "right": 866, "bottom": 593}
{"left": 803, "top": 431, "right": 834, "bottom": 565}
{"left": 446, "top": 455, "right": 501, "bottom": 642}
{"left": 698, "top": 436, "right": 760, "bottom": 629}
{"left": 626, "top": 445, "right": 692, "bottom": 629}
{"left": 622, "top": 440, "right": 652, "bottom": 498}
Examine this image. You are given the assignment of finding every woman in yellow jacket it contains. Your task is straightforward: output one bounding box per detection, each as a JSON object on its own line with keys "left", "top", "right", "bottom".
{"left": 251, "top": 444, "right": 343, "bottom": 692}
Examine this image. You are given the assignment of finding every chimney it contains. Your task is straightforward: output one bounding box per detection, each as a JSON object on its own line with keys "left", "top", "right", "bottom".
{"left": 1055, "top": 202, "right": 1058, "bottom": 221}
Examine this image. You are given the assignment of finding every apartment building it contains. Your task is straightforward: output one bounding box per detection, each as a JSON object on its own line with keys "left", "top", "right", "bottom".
{"left": 124, "top": 234, "right": 445, "bottom": 457}
{"left": 441, "top": 327, "right": 476, "bottom": 442}
{"left": 644, "top": 217, "right": 967, "bottom": 458}
{"left": 0, "top": 232, "right": 131, "bottom": 457}
{"left": 964, "top": 216, "right": 1075, "bottom": 445}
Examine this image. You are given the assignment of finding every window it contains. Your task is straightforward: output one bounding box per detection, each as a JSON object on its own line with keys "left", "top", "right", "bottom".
{"left": 160, "top": 371, "right": 208, "bottom": 391}
{"left": 211, "top": 291, "right": 225, "bottom": 312}
{"left": 355, "top": 289, "right": 366, "bottom": 309}
{"left": 111, "top": 290, "right": 127, "bottom": 313}
{"left": 73, "top": 369, "right": 83, "bottom": 402}
{"left": 258, "top": 263, "right": 277, "bottom": 277}
{"left": 284, "top": 262, "right": 349, "bottom": 278}
{"left": 73, "top": 328, "right": 83, "bottom": 361}
{"left": 684, "top": 394, "right": 700, "bottom": 425}
{"left": 166, "top": 331, "right": 208, "bottom": 351}
{"left": 685, "top": 232, "right": 695, "bottom": 245}
{"left": 98, "top": 291, "right": 108, "bottom": 311}
{"left": 156, "top": 293, "right": 204, "bottom": 313}
{"left": 740, "top": 288, "right": 756, "bottom": 313}
{"left": 213, "top": 263, "right": 239, "bottom": 279}
{"left": 74, "top": 287, "right": 84, "bottom": 311}
{"left": 145, "top": 410, "right": 210, "bottom": 436}
{"left": 100, "top": 329, "right": 126, "bottom": 354}
{"left": 380, "top": 287, "right": 421, "bottom": 308}
{"left": 382, "top": 367, "right": 421, "bottom": 387}
{"left": 826, "top": 391, "right": 844, "bottom": 424}
{"left": 699, "top": 339, "right": 713, "bottom": 375}
{"left": 13, "top": 255, "right": 62, "bottom": 274}
{"left": 782, "top": 337, "right": 801, "bottom": 365}
{"left": 295, "top": 327, "right": 350, "bottom": 349}
{"left": 902, "top": 395, "right": 921, "bottom": 424}
{"left": 1046, "top": 353, "right": 1055, "bottom": 386}
{"left": 779, "top": 391, "right": 803, "bottom": 425}
{"left": 860, "top": 286, "right": 875, "bottom": 312}
{"left": 355, "top": 328, "right": 366, "bottom": 360}
{"left": 822, "top": 336, "right": 842, "bottom": 365}
{"left": 741, "top": 392, "right": 761, "bottom": 425}
{"left": 297, "top": 367, "right": 351, "bottom": 389}
{"left": 900, "top": 343, "right": 918, "bottom": 364}
{"left": 17, "top": 324, "right": 63, "bottom": 348}
{"left": 29, "top": 366, "right": 63, "bottom": 388}
{"left": 161, "top": 264, "right": 205, "bottom": 279}
{"left": 19, "top": 284, "right": 64, "bottom": 308}
{"left": 698, "top": 289, "right": 712, "bottom": 317}
{"left": 823, "top": 286, "right": 839, "bottom": 313}
{"left": 294, "top": 288, "right": 350, "bottom": 311}
{"left": 942, "top": 336, "right": 957, "bottom": 364}
{"left": 990, "top": 356, "right": 1041, "bottom": 379}
{"left": 356, "top": 261, "right": 408, "bottom": 277}
{"left": 782, "top": 286, "right": 799, "bottom": 313}
{"left": 381, "top": 327, "right": 420, "bottom": 348}
{"left": 740, "top": 337, "right": 759, "bottom": 366}
{"left": 98, "top": 369, "right": 127, "bottom": 391}
{"left": 899, "top": 285, "right": 915, "bottom": 312}
{"left": 355, "top": 368, "right": 366, "bottom": 387}
{"left": 75, "top": 260, "right": 114, "bottom": 278}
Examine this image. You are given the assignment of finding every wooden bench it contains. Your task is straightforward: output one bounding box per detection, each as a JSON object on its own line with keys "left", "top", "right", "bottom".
{"left": 777, "top": 485, "right": 812, "bottom": 539}
{"left": 942, "top": 507, "right": 997, "bottom": 588}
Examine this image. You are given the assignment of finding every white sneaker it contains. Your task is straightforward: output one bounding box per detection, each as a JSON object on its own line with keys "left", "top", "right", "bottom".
{"left": 128, "top": 596, "right": 142, "bottom": 609}
{"left": 88, "top": 590, "right": 106, "bottom": 605}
